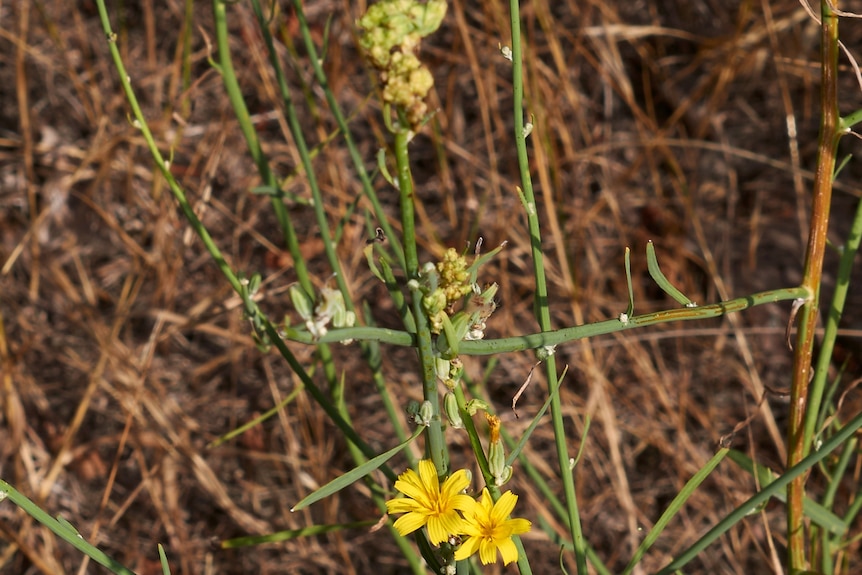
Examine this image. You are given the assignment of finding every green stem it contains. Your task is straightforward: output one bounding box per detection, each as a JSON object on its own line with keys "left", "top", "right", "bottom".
{"left": 289, "top": 0, "right": 405, "bottom": 269}
{"left": 508, "top": 1, "right": 576, "bottom": 572}
{"left": 394, "top": 129, "right": 420, "bottom": 279}
{"left": 802, "top": 197, "right": 862, "bottom": 448}
{"left": 246, "top": 6, "right": 421, "bottom": 565}
{"left": 94, "top": 0, "right": 240, "bottom": 294}
{"left": 787, "top": 1, "right": 841, "bottom": 569}
{"left": 283, "top": 286, "right": 811, "bottom": 353}
{"left": 247, "top": 0, "right": 353, "bottom": 306}
{"left": 212, "top": 0, "right": 314, "bottom": 298}
{"left": 392, "top": 125, "right": 446, "bottom": 475}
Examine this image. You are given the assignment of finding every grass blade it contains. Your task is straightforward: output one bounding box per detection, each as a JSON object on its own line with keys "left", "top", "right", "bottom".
{"left": 291, "top": 427, "right": 423, "bottom": 512}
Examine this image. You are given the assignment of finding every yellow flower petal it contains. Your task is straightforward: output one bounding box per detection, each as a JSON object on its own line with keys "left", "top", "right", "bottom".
{"left": 506, "top": 517, "right": 532, "bottom": 536}
{"left": 479, "top": 537, "right": 498, "bottom": 565}
{"left": 496, "top": 537, "right": 520, "bottom": 565}
{"left": 393, "top": 512, "right": 427, "bottom": 537}
{"left": 453, "top": 535, "right": 480, "bottom": 561}
{"left": 491, "top": 490, "right": 518, "bottom": 520}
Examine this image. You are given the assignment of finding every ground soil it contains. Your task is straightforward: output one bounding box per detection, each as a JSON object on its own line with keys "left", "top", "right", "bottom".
{"left": 1, "top": 1, "right": 861, "bottom": 574}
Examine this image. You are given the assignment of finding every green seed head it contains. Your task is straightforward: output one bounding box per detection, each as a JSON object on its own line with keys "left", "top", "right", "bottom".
{"left": 357, "top": 0, "right": 447, "bottom": 128}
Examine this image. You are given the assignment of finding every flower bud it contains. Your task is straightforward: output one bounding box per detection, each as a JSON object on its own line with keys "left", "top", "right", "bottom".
{"left": 289, "top": 284, "right": 314, "bottom": 321}
{"left": 416, "top": 400, "right": 434, "bottom": 427}
{"left": 486, "top": 414, "right": 512, "bottom": 486}
{"left": 443, "top": 392, "right": 463, "bottom": 429}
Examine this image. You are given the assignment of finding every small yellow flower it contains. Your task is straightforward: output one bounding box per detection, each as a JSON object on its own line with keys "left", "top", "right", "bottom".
{"left": 454, "top": 488, "right": 531, "bottom": 565}
{"left": 386, "top": 459, "right": 476, "bottom": 544}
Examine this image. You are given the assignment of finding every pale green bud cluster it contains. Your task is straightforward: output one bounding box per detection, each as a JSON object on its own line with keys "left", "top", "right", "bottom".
{"left": 357, "top": 0, "right": 447, "bottom": 128}
{"left": 420, "top": 248, "right": 479, "bottom": 335}
{"left": 437, "top": 248, "right": 473, "bottom": 304}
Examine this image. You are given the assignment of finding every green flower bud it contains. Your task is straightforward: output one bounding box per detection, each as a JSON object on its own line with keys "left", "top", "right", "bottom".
{"left": 289, "top": 284, "right": 314, "bottom": 321}
{"left": 486, "top": 414, "right": 512, "bottom": 486}
{"left": 434, "top": 357, "right": 451, "bottom": 384}
{"left": 416, "top": 400, "right": 434, "bottom": 427}
{"left": 443, "top": 392, "right": 463, "bottom": 429}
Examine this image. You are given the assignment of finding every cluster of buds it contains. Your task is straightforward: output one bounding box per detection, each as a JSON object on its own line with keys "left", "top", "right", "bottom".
{"left": 420, "top": 248, "right": 474, "bottom": 333}
{"left": 417, "top": 247, "right": 499, "bottom": 357}
{"left": 357, "top": 0, "right": 447, "bottom": 128}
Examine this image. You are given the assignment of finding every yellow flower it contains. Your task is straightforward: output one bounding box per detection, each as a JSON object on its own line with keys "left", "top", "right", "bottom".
{"left": 386, "top": 459, "right": 476, "bottom": 544}
{"left": 454, "top": 488, "right": 531, "bottom": 565}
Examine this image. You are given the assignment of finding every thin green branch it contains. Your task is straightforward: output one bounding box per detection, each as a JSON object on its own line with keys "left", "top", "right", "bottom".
{"left": 394, "top": 129, "right": 420, "bottom": 279}
{"left": 395, "top": 128, "right": 447, "bottom": 475}
{"left": 802, "top": 196, "right": 862, "bottom": 448}
{"left": 507, "top": 1, "right": 577, "bottom": 572}
{"left": 283, "top": 286, "right": 811, "bottom": 352}
{"left": 212, "top": 0, "right": 314, "bottom": 298}
{"left": 248, "top": 0, "right": 353, "bottom": 305}
{"left": 94, "top": 0, "right": 240, "bottom": 294}
{"left": 289, "top": 0, "right": 405, "bottom": 270}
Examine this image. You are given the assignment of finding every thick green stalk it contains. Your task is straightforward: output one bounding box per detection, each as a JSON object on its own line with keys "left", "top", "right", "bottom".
{"left": 393, "top": 128, "right": 447, "bottom": 476}
{"left": 787, "top": 1, "right": 841, "bottom": 569}
{"left": 508, "top": 1, "right": 582, "bottom": 572}
{"left": 394, "top": 130, "right": 420, "bottom": 279}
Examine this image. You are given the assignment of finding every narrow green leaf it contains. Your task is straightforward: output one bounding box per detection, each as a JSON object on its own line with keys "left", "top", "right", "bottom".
{"left": 834, "top": 153, "right": 852, "bottom": 178}
{"left": 466, "top": 240, "right": 508, "bottom": 280}
{"left": 56, "top": 516, "right": 83, "bottom": 539}
{"left": 221, "top": 520, "right": 377, "bottom": 548}
{"left": 571, "top": 415, "right": 591, "bottom": 469}
{"left": 291, "top": 427, "right": 423, "bottom": 511}
{"left": 646, "top": 241, "right": 695, "bottom": 307}
{"left": 0, "top": 479, "right": 136, "bottom": 575}
{"left": 378, "top": 148, "right": 397, "bottom": 188}
{"left": 726, "top": 449, "right": 847, "bottom": 535}
{"left": 656, "top": 411, "right": 862, "bottom": 574}
{"left": 622, "top": 448, "right": 728, "bottom": 575}
{"left": 208, "top": 384, "right": 304, "bottom": 449}
{"left": 158, "top": 544, "right": 171, "bottom": 575}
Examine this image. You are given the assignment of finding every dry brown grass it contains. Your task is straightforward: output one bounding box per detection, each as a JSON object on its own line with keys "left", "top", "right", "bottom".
{"left": 2, "top": 0, "right": 861, "bottom": 574}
